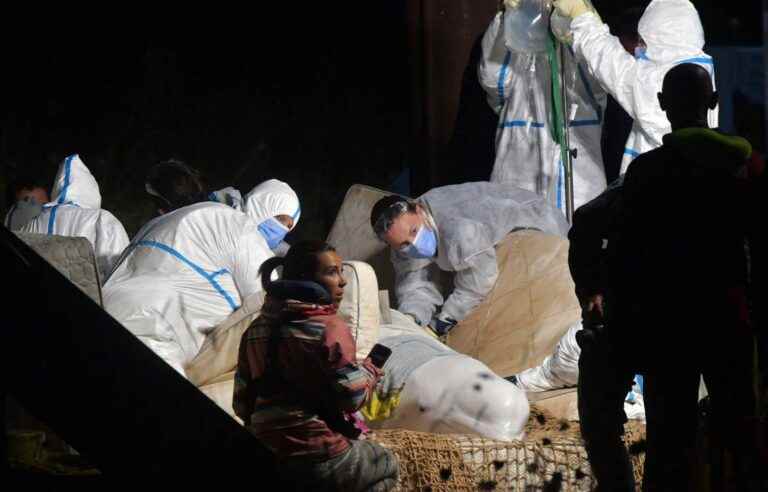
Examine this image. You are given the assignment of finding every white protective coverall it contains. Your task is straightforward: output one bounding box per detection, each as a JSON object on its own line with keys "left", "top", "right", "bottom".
{"left": 208, "top": 186, "right": 244, "bottom": 212}
{"left": 103, "top": 202, "right": 273, "bottom": 376}
{"left": 571, "top": 0, "right": 718, "bottom": 173}
{"left": 210, "top": 180, "right": 300, "bottom": 255}
{"left": 20, "top": 154, "right": 129, "bottom": 282}
{"left": 393, "top": 182, "right": 569, "bottom": 328}
{"left": 516, "top": 322, "right": 582, "bottom": 391}
{"left": 479, "top": 7, "right": 608, "bottom": 210}
{"left": 4, "top": 198, "right": 43, "bottom": 231}
{"left": 515, "top": 321, "right": 645, "bottom": 420}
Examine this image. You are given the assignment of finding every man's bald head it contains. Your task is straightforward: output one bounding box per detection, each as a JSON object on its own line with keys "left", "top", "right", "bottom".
{"left": 658, "top": 63, "right": 718, "bottom": 130}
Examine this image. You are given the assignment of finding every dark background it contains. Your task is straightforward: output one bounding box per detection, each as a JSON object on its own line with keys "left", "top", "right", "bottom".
{"left": 0, "top": 1, "right": 762, "bottom": 238}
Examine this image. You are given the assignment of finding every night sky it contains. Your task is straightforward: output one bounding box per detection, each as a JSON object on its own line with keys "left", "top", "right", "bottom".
{"left": 1, "top": 1, "right": 762, "bottom": 237}
{"left": 2, "top": 4, "right": 411, "bottom": 238}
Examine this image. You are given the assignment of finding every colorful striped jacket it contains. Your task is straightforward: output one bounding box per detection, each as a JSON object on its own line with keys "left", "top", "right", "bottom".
{"left": 234, "top": 296, "right": 380, "bottom": 461}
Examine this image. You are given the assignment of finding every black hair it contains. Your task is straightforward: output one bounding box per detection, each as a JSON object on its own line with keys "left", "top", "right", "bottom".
{"left": 661, "top": 63, "right": 715, "bottom": 114}
{"left": 145, "top": 159, "right": 208, "bottom": 212}
{"left": 259, "top": 240, "right": 337, "bottom": 291}
{"left": 370, "top": 194, "right": 417, "bottom": 238}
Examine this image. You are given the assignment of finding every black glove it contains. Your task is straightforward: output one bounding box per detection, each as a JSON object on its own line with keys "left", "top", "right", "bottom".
{"left": 576, "top": 306, "right": 606, "bottom": 349}
{"left": 431, "top": 317, "right": 458, "bottom": 336}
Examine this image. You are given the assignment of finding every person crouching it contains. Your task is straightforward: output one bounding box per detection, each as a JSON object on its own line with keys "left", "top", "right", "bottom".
{"left": 233, "top": 240, "right": 398, "bottom": 491}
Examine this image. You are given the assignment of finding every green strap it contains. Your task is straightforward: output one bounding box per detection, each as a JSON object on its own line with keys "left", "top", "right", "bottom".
{"left": 547, "top": 31, "right": 569, "bottom": 163}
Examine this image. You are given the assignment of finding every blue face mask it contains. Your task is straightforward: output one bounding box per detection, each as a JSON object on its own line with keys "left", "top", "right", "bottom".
{"left": 403, "top": 225, "right": 437, "bottom": 259}
{"left": 258, "top": 218, "right": 290, "bottom": 250}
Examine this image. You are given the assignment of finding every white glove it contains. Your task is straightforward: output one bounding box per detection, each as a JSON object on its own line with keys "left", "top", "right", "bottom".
{"left": 553, "top": 0, "right": 589, "bottom": 19}
{"left": 503, "top": 0, "right": 522, "bottom": 9}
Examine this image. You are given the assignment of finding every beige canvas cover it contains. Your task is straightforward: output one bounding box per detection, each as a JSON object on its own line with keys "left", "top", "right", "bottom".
{"left": 447, "top": 230, "right": 581, "bottom": 378}
{"left": 185, "top": 291, "right": 266, "bottom": 388}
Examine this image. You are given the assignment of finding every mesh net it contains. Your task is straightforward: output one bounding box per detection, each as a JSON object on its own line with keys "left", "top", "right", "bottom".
{"left": 369, "top": 405, "right": 647, "bottom": 491}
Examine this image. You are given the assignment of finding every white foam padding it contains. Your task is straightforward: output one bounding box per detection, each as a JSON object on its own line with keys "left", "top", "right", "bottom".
{"left": 338, "top": 261, "right": 381, "bottom": 361}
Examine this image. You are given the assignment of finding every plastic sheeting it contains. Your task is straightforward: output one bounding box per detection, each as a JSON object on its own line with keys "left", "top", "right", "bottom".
{"left": 503, "top": 0, "right": 551, "bottom": 53}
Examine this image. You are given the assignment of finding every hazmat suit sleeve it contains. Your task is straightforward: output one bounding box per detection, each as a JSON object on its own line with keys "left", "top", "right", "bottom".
{"left": 570, "top": 13, "right": 648, "bottom": 126}
{"left": 478, "top": 12, "right": 514, "bottom": 114}
{"left": 229, "top": 231, "right": 272, "bottom": 301}
{"left": 94, "top": 211, "right": 130, "bottom": 283}
{"left": 439, "top": 247, "right": 499, "bottom": 324}
{"left": 392, "top": 251, "right": 444, "bottom": 326}
{"left": 515, "top": 322, "right": 582, "bottom": 391}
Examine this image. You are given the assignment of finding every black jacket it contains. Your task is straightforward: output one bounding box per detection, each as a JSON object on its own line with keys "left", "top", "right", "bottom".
{"left": 609, "top": 128, "right": 753, "bottom": 325}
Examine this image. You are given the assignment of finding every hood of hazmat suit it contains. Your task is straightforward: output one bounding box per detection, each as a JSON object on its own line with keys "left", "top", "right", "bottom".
{"left": 104, "top": 201, "right": 273, "bottom": 376}
{"left": 571, "top": 0, "right": 717, "bottom": 173}
{"left": 479, "top": 5, "right": 608, "bottom": 210}
{"left": 391, "top": 182, "right": 569, "bottom": 328}
{"left": 244, "top": 179, "right": 301, "bottom": 253}
{"left": 19, "top": 154, "right": 129, "bottom": 282}
{"left": 244, "top": 179, "right": 301, "bottom": 226}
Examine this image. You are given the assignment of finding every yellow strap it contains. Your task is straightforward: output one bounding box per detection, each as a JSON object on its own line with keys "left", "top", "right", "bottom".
{"left": 360, "top": 391, "right": 402, "bottom": 422}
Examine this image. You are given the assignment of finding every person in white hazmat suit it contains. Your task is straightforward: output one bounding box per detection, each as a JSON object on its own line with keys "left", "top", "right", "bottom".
{"left": 513, "top": 0, "right": 719, "bottom": 395}
{"left": 370, "top": 182, "right": 569, "bottom": 336}
{"left": 4, "top": 177, "right": 49, "bottom": 231}
{"left": 479, "top": 0, "right": 608, "bottom": 211}
{"left": 209, "top": 180, "right": 299, "bottom": 256}
{"left": 554, "top": 0, "right": 717, "bottom": 173}
{"left": 243, "top": 179, "right": 301, "bottom": 257}
{"left": 19, "top": 154, "right": 129, "bottom": 282}
{"left": 103, "top": 161, "right": 287, "bottom": 377}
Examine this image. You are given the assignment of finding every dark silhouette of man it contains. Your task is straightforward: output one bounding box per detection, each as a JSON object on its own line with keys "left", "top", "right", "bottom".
{"left": 579, "top": 63, "right": 758, "bottom": 491}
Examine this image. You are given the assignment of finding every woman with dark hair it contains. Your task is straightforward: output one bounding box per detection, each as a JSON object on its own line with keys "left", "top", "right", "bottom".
{"left": 145, "top": 159, "right": 209, "bottom": 215}
{"left": 234, "top": 241, "right": 398, "bottom": 492}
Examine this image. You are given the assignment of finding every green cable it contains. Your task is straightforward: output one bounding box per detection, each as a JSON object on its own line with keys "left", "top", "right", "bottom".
{"left": 547, "top": 30, "right": 569, "bottom": 167}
